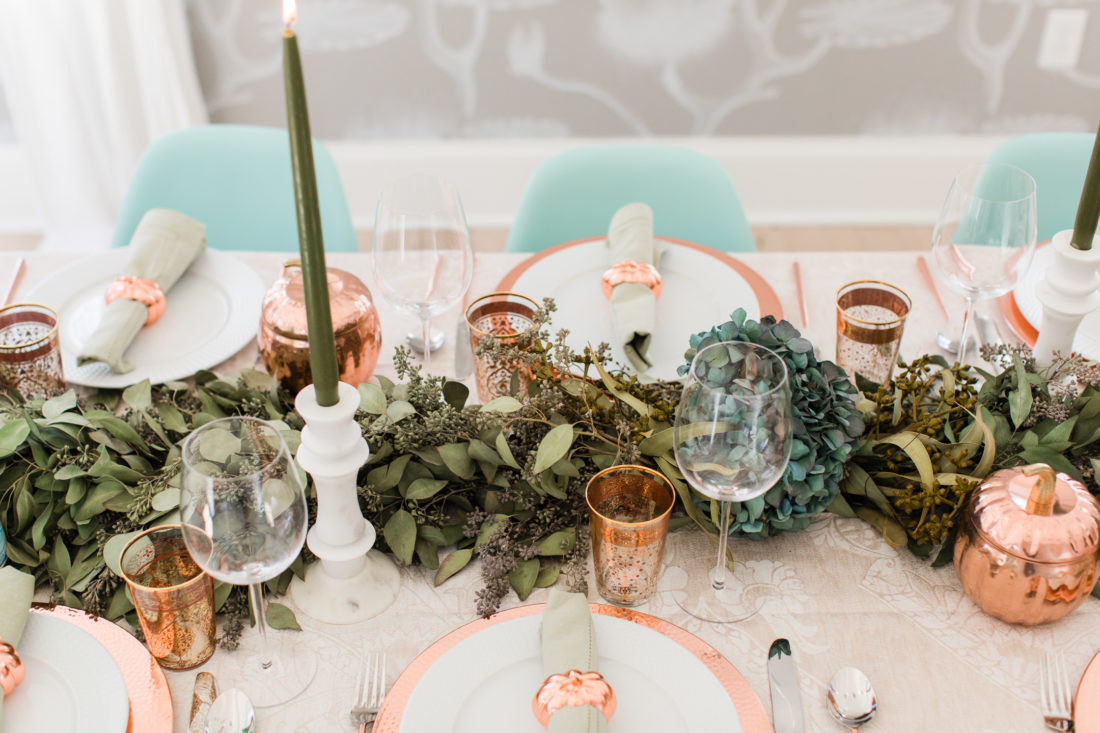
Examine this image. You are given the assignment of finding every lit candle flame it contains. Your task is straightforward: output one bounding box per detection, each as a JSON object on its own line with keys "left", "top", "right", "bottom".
{"left": 283, "top": 0, "right": 297, "bottom": 26}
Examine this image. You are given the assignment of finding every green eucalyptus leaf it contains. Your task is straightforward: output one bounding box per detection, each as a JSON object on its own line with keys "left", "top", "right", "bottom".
{"left": 532, "top": 423, "right": 573, "bottom": 475}
{"left": 535, "top": 528, "right": 576, "bottom": 556}
{"left": 405, "top": 478, "right": 449, "bottom": 502}
{"left": 495, "top": 431, "right": 521, "bottom": 470}
{"left": 358, "top": 383, "right": 387, "bottom": 414}
{"left": 415, "top": 538, "right": 440, "bottom": 569}
{"left": 197, "top": 427, "right": 241, "bottom": 463}
{"left": 265, "top": 602, "right": 302, "bottom": 630}
{"left": 386, "top": 400, "right": 417, "bottom": 423}
{"left": 438, "top": 443, "right": 474, "bottom": 480}
{"left": 42, "top": 390, "right": 77, "bottom": 419}
{"left": 481, "top": 396, "right": 523, "bottom": 413}
{"left": 151, "top": 489, "right": 181, "bottom": 511}
{"left": 534, "top": 566, "right": 560, "bottom": 588}
{"left": 435, "top": 548, "right": 473, "bottom": 585}
{"left": 122, "top": 380, "right": 152, "bottom": 410}
{"left": 103, "top": 530, "right": 144, "bottom": 576}
{"left": 442, "top": 381, "right": 469, "bottom": 410}
{"left": 508, "top": 558, "right": 540, "bottom": 601}
{"left": 384, "top": 509, "right": 418, "bottom": 565}
{"left": 0, "top": 419, "right": 31, "bottom": 457}
{"left": 156, "top": 403, "right": 188, "bottom": 433}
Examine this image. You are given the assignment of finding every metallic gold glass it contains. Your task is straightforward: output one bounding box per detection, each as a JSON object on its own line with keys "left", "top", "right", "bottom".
{"left": 120, "top": 525, "right": 216, "bottom": 670}
{"left": 0, "top": 304, "right": 64, "bottom": 399}
{"left": 586, "top": 465, "right": 674, "bottom": 606}
{"left": 464, "top": 291, "right": 539, "bottom": 402}
{"left": 835, "top": 281, "right": 911, "bottom": 386}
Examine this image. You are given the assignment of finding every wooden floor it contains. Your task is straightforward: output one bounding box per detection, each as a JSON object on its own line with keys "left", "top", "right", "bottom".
{"left": 2, "top": 226, "right": 933, "bottom": 253}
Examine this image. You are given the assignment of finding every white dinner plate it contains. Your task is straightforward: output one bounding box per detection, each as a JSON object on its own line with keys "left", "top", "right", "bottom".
{"left": 1011, "top": 244, "right": 1100, "bottom": 360}
{"left": 376, "top": 604, "right": 772, "bottom": 733}
{"left": 27, "top": 248, "right": 266, "bottom": 388}
{"left": 498, "top": 238, "right": 782, "bottom": 381}
{"left": 4, "top": 613, "right": 129, "bottom": 732}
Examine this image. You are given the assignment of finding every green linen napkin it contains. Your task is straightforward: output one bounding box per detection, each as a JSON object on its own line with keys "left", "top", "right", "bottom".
{"left": 607, "top": 203, "right": 664, "bottom": 373}
{"left": 77, "top": 209, "right": 207, "bottom": 373}
{"left": 0, "top": 566, "right": 35, "bottom": 728}
{"left": 539, "top": 589, "right": 607, "bottom": 733}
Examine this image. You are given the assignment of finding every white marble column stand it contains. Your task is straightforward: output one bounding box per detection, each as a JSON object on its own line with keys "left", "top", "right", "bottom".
{"left": 289, "top": 382, "right": 399, "bottom": 624}
{"left": 1033, "top": 230, "right": 1100, "bottom": 368}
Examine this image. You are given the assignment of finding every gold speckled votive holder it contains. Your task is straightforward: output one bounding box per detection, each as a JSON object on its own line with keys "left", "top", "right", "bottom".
{"left": 120, "top": 525, "right": 216, "bottom": 671}
{"left": 835, "top": 280, "right": 911, "bottom": 387}
{"left": 586, "top": 465, "right": 674, "bottom": 606}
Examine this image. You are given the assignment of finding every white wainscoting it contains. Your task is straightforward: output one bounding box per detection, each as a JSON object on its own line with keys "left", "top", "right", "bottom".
{"left": 0, "top": 136, "right": 1002, "bottom": 235}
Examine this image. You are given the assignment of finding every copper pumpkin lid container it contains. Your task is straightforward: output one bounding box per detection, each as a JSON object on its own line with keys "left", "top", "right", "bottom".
{"left": 258, "top": 261, "right": 382, "bottom": 393}
{"left": 954, "top": 463, "right": 1100, "bottom": 625}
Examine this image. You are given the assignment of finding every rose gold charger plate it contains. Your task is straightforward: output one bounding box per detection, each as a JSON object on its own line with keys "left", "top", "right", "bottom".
{"left": 373, "top": 602, "right": 771, "bottom": 732}
{"left": 1075, "top": 649, "right": 1100, "bottom": 732}
{"left": 30, "top": 604, "right": 173, "bottom": 733}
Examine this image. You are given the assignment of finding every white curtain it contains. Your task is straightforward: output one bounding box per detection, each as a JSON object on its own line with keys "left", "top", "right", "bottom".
{"left": 0, "top": 0, "right": 208, "bottom": 250}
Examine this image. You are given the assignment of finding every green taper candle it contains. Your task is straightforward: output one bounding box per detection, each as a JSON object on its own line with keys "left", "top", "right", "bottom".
{"left": 1071, "top": 120, "right": 1100, "bottom": 251}
{"left": 282, "top": 19, "right": 339, "bottom": 406}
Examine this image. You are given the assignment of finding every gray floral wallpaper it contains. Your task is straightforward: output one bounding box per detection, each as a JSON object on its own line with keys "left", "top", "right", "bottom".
{"left": 183, "top": 0, "right": 1100, "bottom": 139}
{"left": 2, "top": 1, "right": 1099, "bottom": 141}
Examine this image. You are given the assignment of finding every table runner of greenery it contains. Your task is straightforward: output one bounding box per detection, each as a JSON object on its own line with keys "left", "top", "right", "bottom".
{"left": 0, "top": 305, "right": 1097, "bottom": 640}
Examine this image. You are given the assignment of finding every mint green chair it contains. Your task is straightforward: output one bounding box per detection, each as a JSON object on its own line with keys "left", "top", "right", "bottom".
{"left": 505, "top": 145, "right": 754, "bottom": 253}
{"left": 113, "top": 124, "right": 358, "bottom": 252}
{"left": 985, "top": 132, "right": 1094, "bottom": 242}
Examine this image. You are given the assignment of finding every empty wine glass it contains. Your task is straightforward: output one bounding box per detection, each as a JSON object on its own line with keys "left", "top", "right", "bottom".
{"left": 932, "top": 162, "right": 1037, "bottom": 364}
{"left": 673, "top": 341, "right": 793, "bottom": 623}
{"left": 179, "top": 417, "right": 315, "bottom": 707}
{"left": 372, "top": 175, "right": 474, "bottom": 371}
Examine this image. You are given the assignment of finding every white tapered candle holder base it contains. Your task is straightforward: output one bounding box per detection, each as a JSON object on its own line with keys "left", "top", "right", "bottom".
{"left": 288, "top": 382, "right": 399, "bottom": 624}
{"left": 1032, "top": 230, "right": 1100, "bottom": 368}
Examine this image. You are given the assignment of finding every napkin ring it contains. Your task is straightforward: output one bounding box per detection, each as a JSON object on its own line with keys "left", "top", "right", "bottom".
{"left": 532, "top": 670, "right": 616, "bottom": 727}
{"left": 105, "top": 276, "right": 166, "bottom": 326}
{"left": 0, "top": 639, "right": 24, "bottom": 697}
{"left": 600, "top": 261, "right": 662, "bottom": 299}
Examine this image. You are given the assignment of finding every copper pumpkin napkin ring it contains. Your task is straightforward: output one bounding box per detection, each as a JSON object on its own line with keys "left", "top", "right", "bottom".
{"left": 532, "top": 669, "right": 617, "bottom": 726}
{"left": 0, "top": 637, "right": 25, "bottom": 696}
{"left": 104, "top": 276, "right": 166, "bottom": 326}
{"left": 600, "top": 261, "right": 662, "bottom": 299}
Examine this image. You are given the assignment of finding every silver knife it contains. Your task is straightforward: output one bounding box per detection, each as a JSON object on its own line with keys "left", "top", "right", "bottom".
{"left": 768, "top": 638, "right": 804, "bottom": 733}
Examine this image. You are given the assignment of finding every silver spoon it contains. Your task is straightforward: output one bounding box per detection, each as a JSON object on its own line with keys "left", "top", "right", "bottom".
{"left": 827, "top": 667, "right": 877, "bottom": 731}
{"left": 204, "top": 688, "right": 256, "bottom": 733}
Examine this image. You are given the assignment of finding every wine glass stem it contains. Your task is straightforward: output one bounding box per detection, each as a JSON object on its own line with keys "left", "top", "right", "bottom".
{"left": 957, "top": 296, "right": 978, "bottom": 365}
{"left": 712, "top": 500, "right": 733, "bottom": 592}
{"left": 248, "top": 583, "right": 273, "bottom": 670}
{"left": 421, "top": 317, "right": 432, "bottom": 371}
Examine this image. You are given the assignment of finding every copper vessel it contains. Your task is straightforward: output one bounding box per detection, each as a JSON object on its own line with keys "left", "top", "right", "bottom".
{"left": 259, "top": 262, "right": 382, "bottom": 393}
{"left": 954, "top": 464, "right": 1100, "bottom": 625}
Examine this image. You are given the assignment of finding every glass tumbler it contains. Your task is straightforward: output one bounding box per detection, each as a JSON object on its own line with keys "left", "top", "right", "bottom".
{"left": 119, "top": 525, "right": 217, "bottom": 670}
{"left": 464, "top": 292, "right": 539, "bottom": 402}
{"left": 0, "top": 304, "right": 64, "bottom": 399}
{"left": 835, "top": 281, "right": 911, "bottom": 386}
{"left": 586, "top": 465, "right": 674, "bottom": 606}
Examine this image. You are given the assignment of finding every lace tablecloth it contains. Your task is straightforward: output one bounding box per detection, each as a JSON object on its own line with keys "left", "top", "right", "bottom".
{"left": 11, "top": 249, "right": 1097, "bottom": 733}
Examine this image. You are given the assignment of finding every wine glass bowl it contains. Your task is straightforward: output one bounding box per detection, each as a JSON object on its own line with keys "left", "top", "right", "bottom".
{"left": 179, "top": 416, "right": 315, "bottom": 707}
{"left": 371, "top": 175, "right": 474, "bottom": 369}
{"left": 932, "top": 162, "right": 1037, "bottom": 363}
{"left": 673, "top": 341, "right": 793, "bottom": 622}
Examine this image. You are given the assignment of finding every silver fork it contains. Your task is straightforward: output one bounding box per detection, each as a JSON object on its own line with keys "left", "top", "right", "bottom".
{"left": 1041, "top": 650, "right": 1075, "bottom": 732}
{"left": 350, "top": 650, "right": 387, "bottom": 732}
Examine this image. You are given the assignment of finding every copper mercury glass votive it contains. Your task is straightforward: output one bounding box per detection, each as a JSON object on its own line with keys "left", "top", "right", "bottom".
{"left": 119, "top": 525, "right": 217, "bottom": 670}
{"left": 464, "top": 291, "right": 539, "bottom": 402}
{"left": 586, "top": 465, "right": 675, "bottom": 606}
{"left": 0, "top": 303, "right": 65, "bottom": 400}
{"left": 258, "top": 261, "right": 382, "bottom": 392}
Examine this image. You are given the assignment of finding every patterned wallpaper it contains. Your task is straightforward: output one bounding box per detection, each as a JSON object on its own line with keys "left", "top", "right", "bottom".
{"left": 2, "top": 1, "right": 1099, "bottom": 141}
{"left": 184, "top": 0, "right": 1100, "bottom": 139}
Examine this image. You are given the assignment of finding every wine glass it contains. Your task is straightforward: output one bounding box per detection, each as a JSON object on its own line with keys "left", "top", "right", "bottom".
{"left": 372, "top": 175, "right": 474, "bottom": 371}
{"left": 179, "top": 416, "right": 315, "bottom": 708}
{"left": 673, "top": 341, "right": 793, "bottom": 623}
{"left": 932, "top": 162, "right": 1037, "bottom": 364}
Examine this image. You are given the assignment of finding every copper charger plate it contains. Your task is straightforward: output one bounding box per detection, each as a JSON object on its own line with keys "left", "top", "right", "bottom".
{"left": 373, "top": 602, "right": 771, "bottom": 732}
{"left": 1075, "top": 648, "right": 1100, "bottom": 732}
{"left": 498, "top": 236, "right": 783, "bottom": 320}
{"left": 30, "top": 604, "right": 173, "bottom": 733}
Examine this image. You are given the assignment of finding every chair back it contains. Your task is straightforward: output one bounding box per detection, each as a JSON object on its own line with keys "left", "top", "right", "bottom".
{"left": 505, "top": 145, "right": 754, "bottom": 253}
{"left": 112, "top": 124, "right": 357, "bottom": 252}
{"left": 985, "top": 132, "right": 1094, "bottom": 243}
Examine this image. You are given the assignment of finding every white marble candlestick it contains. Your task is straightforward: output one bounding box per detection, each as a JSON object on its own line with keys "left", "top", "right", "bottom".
{"left": 288, "top": 382, "right": 399, "bottom": 624}
{"left": 1032, "top": 230, "right": 1100, "bottom": 368}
